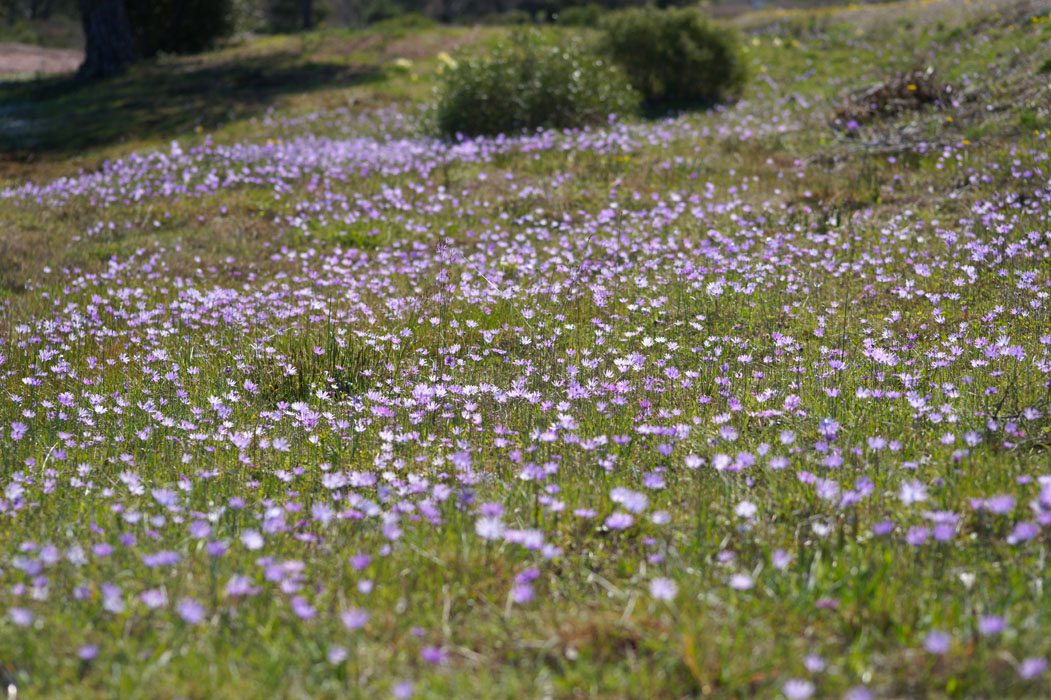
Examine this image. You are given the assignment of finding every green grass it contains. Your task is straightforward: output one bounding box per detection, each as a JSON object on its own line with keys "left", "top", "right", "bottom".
{"left": 0, "top": 0, "right": 1050, "bottom": 698}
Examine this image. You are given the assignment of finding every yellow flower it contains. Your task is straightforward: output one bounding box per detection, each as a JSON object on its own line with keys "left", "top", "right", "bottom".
{"left": 437, "top": 51, "right": 458, "bottom": 70}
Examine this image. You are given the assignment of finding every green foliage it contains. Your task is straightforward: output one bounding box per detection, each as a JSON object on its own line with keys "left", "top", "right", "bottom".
{"left": 0, "top": 13, "right": 81, "bottom": 50}
{"left": 264, "top": 0, "right": 327, "bottom": 32}
{"left": 126, "top": 0, "right": 235, "bottom": 58}
{"left": 557, "top": 3, "right": 603, "bottom": 27}
{"left": 432, "top": 31, "right": 639, "bottom": 138}
{"left": 599, "top": 6, "right": 747, "bottom": 107}
{"left": 480, "top": 9, "right": 532, "bottom": 25}
{"left": 367, "top": 11, "right": 436, "bottom": 31}
{"left": 1039, "top": 56, "right": 1051, "bottom": 74}
{"left": 1019, "top": 108, "right": 1042, "bottom": 132}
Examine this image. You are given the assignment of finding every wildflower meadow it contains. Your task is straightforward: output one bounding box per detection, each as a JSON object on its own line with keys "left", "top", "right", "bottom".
{"left": 1, "top": 0, "right": 1051, "bottom": 697}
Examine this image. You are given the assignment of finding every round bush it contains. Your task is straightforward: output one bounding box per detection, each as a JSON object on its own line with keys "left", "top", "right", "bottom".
{"left": 480, "top": 9, "right": 533, "bottom": 26}
{"left": 432, "top": 31, "right": 640, "bottom": 139}
{"left": 557, "top": 3, "right": 603, "bottom": 27}
{"left": 599, "top": 6, "right": 747, "bottom": 107}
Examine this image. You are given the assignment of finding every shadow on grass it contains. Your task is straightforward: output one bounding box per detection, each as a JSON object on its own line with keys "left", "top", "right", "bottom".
{"left": 0, "top": 50, "right": 384, "bottom": 158}
{"left": 639, "top": 97, "right": 722, "bottom": 121}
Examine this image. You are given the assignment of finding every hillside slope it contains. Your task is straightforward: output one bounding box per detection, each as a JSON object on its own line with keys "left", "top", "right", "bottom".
{"left": 0, "top": 1, "right": 1050, "bottom": 698}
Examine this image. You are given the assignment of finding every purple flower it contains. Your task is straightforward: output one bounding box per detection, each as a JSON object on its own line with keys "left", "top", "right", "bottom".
{"left": 729, "top": 574, "right": 753, "bottom": 591}
{"left": 734, "top": 500, "right": 757, "bottom": 519}
{"left": 1007, "top": 521, "right": 1040, "bottom": 544}
{"left": 420, "top": 646, "right": 446, "bottom": 665}
{"left": 1020, "top": 657, "right": 1048, "bottom": 679}
{"left": 843, "top": 687, "right": 874, "bottom": 700}
{"left": 649, "top": 577, "right": 678, "bottom": 601}
{"left": 142, "top": 550, "right": 181, "bottom": 567}
{"left": 924, "top": 630, "right": 950, "bottom": 655}
{"left": 241, "top": 530, "right": 264, "bottom": 550}
{"left": 475, "top": 515, "right": 504, "bottom": 540}
{"left": 290, "top": 596, "right": 315, "bottom": 620}
{"left": 872, "top": 520, "right": 894, "bottom": 536}
{"left": 610, "top": 487, "right": 648, "bottom": 513}
{"left": 225, "top": 575, "right": 261, "bottom": 598}
{"left": 327, "top": 645, "right": 348, "bottom": 665}
{"left": 804, "top": 655, "right": 825, "bottom": 672}
{"left": 9, "top": 607, "right": 33, "bottom": 627}
{"left": 151, "top": 489, "right": 179, "bottom": 508}
{"left": 772, "top": 549, "right": 792, "bottom": 570}
{"left": 819, "top": 417, "right": 839, "bottom": 438}
{"left": 984, "top": 494, "right": 1016, "bottom": 514}
{"left": 684, "top": 455, "right": 704, "bottom": 469}
{"left": 782, "top": 679, "right": 815, "bottom": 699}
{"left": 341, "top": 608, "right": 369, "bottom": 630}
{"left": 906, "top": 526, "right": 929, "bottom": 546}
{"left": 604, "top": 512, "right": 634, "bottom": 530}
{"left": 206, "top": 540, "right": 229, "bottom": 557}
{"left": 899, "top": 480, "right": 928, "bottom": 505}
{"left": 978, "top": 615, "right": 1005, "bottom": 636}
{"left": 176, "top": 598, "right": 206, "bottom": 625}
{"left": 141, "top": 589, "right": 167, "bottom": 609}
{"left": 512, "top": 583, "right": 535, "bottom": 604}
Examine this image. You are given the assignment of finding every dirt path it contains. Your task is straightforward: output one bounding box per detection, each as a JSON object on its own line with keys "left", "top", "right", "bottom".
{"left": 0, "top": 43, "right": 81, "bottom": 77}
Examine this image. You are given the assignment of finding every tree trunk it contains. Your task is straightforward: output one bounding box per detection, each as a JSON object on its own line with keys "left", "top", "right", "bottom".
{"left": 302, "top": 0, "right": 313, "bottom": 30}
{"left": 77, "top": 0, "right": 134, "bottom": 81}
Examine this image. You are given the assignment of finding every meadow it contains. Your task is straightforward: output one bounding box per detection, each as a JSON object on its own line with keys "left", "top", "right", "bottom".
{"left": 1, "top": 0, "right": 1050, "bottom": 697}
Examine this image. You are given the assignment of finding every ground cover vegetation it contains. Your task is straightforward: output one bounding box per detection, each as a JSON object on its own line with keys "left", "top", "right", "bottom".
{"left": 1, "top": 0, "right": 1051, "bottom": 697}
{"left": 432, "top": 8, "right": 746, "bottom": 137}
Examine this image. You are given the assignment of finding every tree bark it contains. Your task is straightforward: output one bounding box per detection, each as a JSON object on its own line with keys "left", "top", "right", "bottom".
{"left": 77, "top": 0, "right": 134, "bottom": 81}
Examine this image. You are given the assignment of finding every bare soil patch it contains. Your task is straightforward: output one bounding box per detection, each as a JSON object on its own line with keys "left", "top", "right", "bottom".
{"left": 0, "top": 42, "right": 81, "bottom": 77}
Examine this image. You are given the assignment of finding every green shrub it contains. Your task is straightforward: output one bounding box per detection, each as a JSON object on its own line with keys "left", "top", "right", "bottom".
{"left": 599, "top": 6, "right": 747, "bottom": 107}
{"left": 432, "top": 31, "right": 639, "bottom": 138}
{"left": 480, "top": 9, "right": 533, "bottom": 26}
{"left": 557, "top": 3, "right": 603, "bottom": 27}
{"left": 368, "top": 11, "right": 436, "bottom": 30}
{"left": 126, "top": 0, "right": 234, "bottom": 57}
{"left": 264, "top": 0, "right": 327, "bottom": 32}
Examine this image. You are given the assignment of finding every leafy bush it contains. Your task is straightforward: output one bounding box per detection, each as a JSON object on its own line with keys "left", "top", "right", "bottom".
{"left": 126, "top": 0, "right": 234, "bottom": 57}
{"left": 480, "top": 9, "right": 533, "bottom": 25}
{"left": 599, "top": 6, "right": 746, "bottom": 107}
{"left": 264, "top": 0, "right": 327, "bottom": 32}
{"left": 432, "top": 31, "right": 639, "bottom": 138}
{"left": 557, "top": 3, "right": 603, "bottom": 27}
{"left": 367, "top": 11, "right": 436, "bottom": 30}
